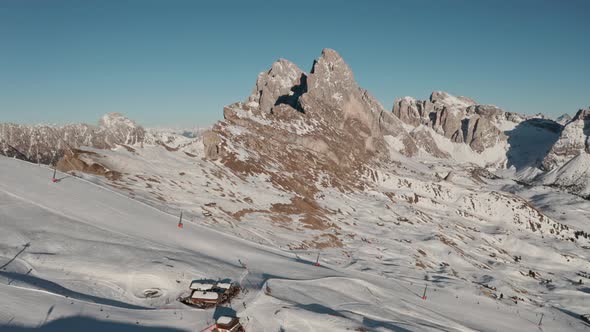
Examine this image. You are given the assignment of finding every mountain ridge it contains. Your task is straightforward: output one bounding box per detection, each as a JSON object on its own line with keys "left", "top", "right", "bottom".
{"left": 3, "top": 49, "right": 590, "bottom": 330}
{"left": 1, "top": 49, "right": 589, "bottom": 199}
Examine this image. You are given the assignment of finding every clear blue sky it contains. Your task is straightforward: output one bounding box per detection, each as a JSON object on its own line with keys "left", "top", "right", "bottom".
{"left": 0, "top": 0, "right": 588, "bottom": 127}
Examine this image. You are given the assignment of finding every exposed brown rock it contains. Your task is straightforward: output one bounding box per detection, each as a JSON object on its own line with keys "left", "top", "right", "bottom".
{"left": 56, "top": 149, "right": 121, "bottom": 181}
{"left": 202, "top": 130, "right": 223, "bottom": 159}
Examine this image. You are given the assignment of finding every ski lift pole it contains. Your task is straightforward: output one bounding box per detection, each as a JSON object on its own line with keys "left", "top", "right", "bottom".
{"left": 422, "top": 284, "right": 428, "bottom": 300}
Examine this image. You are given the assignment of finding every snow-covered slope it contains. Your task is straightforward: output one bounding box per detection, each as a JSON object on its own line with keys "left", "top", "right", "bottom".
{"left": 540, "top": 153, "right": 590, "bottom": 199}
{"left": 3, "top": 48, "right": 590, "bottom": 331}
{"left": 2, "top": 155, "right": 590, "bottom": 331}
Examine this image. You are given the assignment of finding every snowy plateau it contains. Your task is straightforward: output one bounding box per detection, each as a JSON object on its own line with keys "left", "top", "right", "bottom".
{"left": 1, "top": 49, "right": 590, "bottom": 332}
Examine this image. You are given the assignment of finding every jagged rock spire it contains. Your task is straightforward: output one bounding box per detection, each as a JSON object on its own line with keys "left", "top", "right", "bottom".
{"left": 305, "top": 48, "right": 356, "bottom": 104}
{"left": 248, "top": 59, "right": 306, "bottom": 114}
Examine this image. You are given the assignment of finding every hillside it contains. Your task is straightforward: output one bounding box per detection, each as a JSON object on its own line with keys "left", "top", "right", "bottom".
{"left": 2, "top": 152, "right": 590, "bottom": 331}
{"left": 2, "top": 49, "right": 590, "bottom": 331}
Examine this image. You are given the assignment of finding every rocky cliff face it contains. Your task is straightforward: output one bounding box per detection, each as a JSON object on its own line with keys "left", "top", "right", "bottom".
{"left": 0, "top": 113, "right": 145, "bottom": 164}
{"left": 542, "top": 108, "right": 590, "bottom": 170}
{"left": 202, "top": 49, "right": 418, "bottom": 227}
{"left": 2, "top": 48, "right": 588, "bottom": 202}
{"left": 209, "top": 48, "right": 417, "bottom": 171}
{"left": 392, "top": 91, "right": 515, "bottom": 154}
{"left": 391, "top": 93, "right": 590, "bottom": 199}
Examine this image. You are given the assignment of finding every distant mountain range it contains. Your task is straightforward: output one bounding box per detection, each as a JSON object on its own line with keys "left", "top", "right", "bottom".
{"left": 2, "top": 50, "right": 590, "bottom": 330}
{"left": 1, "top": 49, "right": 589, "bottom": 200}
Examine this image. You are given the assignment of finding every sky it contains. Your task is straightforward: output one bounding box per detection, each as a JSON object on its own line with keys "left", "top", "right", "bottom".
{"left": 0, "top": 0, "right": 588, "bottom": 127}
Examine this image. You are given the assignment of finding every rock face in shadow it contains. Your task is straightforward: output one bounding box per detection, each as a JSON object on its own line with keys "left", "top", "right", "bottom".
{"left": 505, "top": 118, "right": 562, "bottom": 170}
{"left": 543, "top": 108, "right": 590, "bottom": 170}
{"left": 0, "top": 113, "right": 145, "bottom": 165}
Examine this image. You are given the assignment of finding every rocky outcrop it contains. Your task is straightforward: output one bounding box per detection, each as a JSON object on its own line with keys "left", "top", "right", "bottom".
{"left": 0, "top": 113, "right": 145, "bottom": 164}
{"left": 202, "top": 130, "right": 223, "bottom": 159}
{"left": 463, "top": 115, "right": 504, "bottom": 153}
{"left": 392, "top": 91, "right": 512, "bottom": 154}
{"left": 543, "top": 108, "right": 590, "bottom": 170}
{"left": 56, "top": 149, "right": 122, "bottom": 180}
{"left": 248, "top": 59, "right": 306, "bottom": 114}
{"left": 432, "top": 106, "right": 465, "bottom": 142}
{"left": 392, "top": 97, "right": 423, "bottom": 127}
{"left": 209, "top": 48, "right": 418, "bottom": 214}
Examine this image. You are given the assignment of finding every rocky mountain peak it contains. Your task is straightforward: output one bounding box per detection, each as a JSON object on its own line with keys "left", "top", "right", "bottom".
{"left": 556, "top": 113, "right": 572, "bottom": 125}
{"left": 542, "top": 107, "right": 590, "bottom": 170}
{"left": 430, "top": 91, "right": 476, "bottom": 108}
{"left": 99, "top": 112, "right": 139, "bottom": 129}
{"left": 572, "top": 107, "right": 590, "bottom": 122}
{"left": 248, "top": 59, "right": 306, "bottom": 114}
{"left": 306, "top": 48, "right": 356, "bottom": 103}
{"left": 97, "top": 113, "right": 145, "bottom": 148}
{"left": 466, "top": 104, "right": 505, "bottom": 120}
{"left": 392, "top": 91, "right": 506, "bottom": 154}
{"left": 206, "top": 49, "right": 418, "bottom": 216}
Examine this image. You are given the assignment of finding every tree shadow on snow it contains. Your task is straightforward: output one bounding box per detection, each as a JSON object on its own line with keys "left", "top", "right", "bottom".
{"left": 0, "top": 316, "right": 185, "bottom": 332}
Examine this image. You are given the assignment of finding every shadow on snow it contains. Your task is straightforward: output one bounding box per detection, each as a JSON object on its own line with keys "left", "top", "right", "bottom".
{"left": 0, "top": 316, "right": 185, "bottom": 332}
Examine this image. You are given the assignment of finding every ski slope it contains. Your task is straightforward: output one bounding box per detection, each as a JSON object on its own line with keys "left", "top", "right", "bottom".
{"left": 0, "top": 156, "right": 587, "bottom": 331}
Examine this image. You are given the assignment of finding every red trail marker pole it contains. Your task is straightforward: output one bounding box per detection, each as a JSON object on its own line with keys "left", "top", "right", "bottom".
{"left": 314, "top": 252, "right": 321, "bottom": 267}
{"left": 422, "top": 284, "right": 428, "bottom": 300}
{"left": 177, "top": 211, "right": 183, "bottom": 228}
